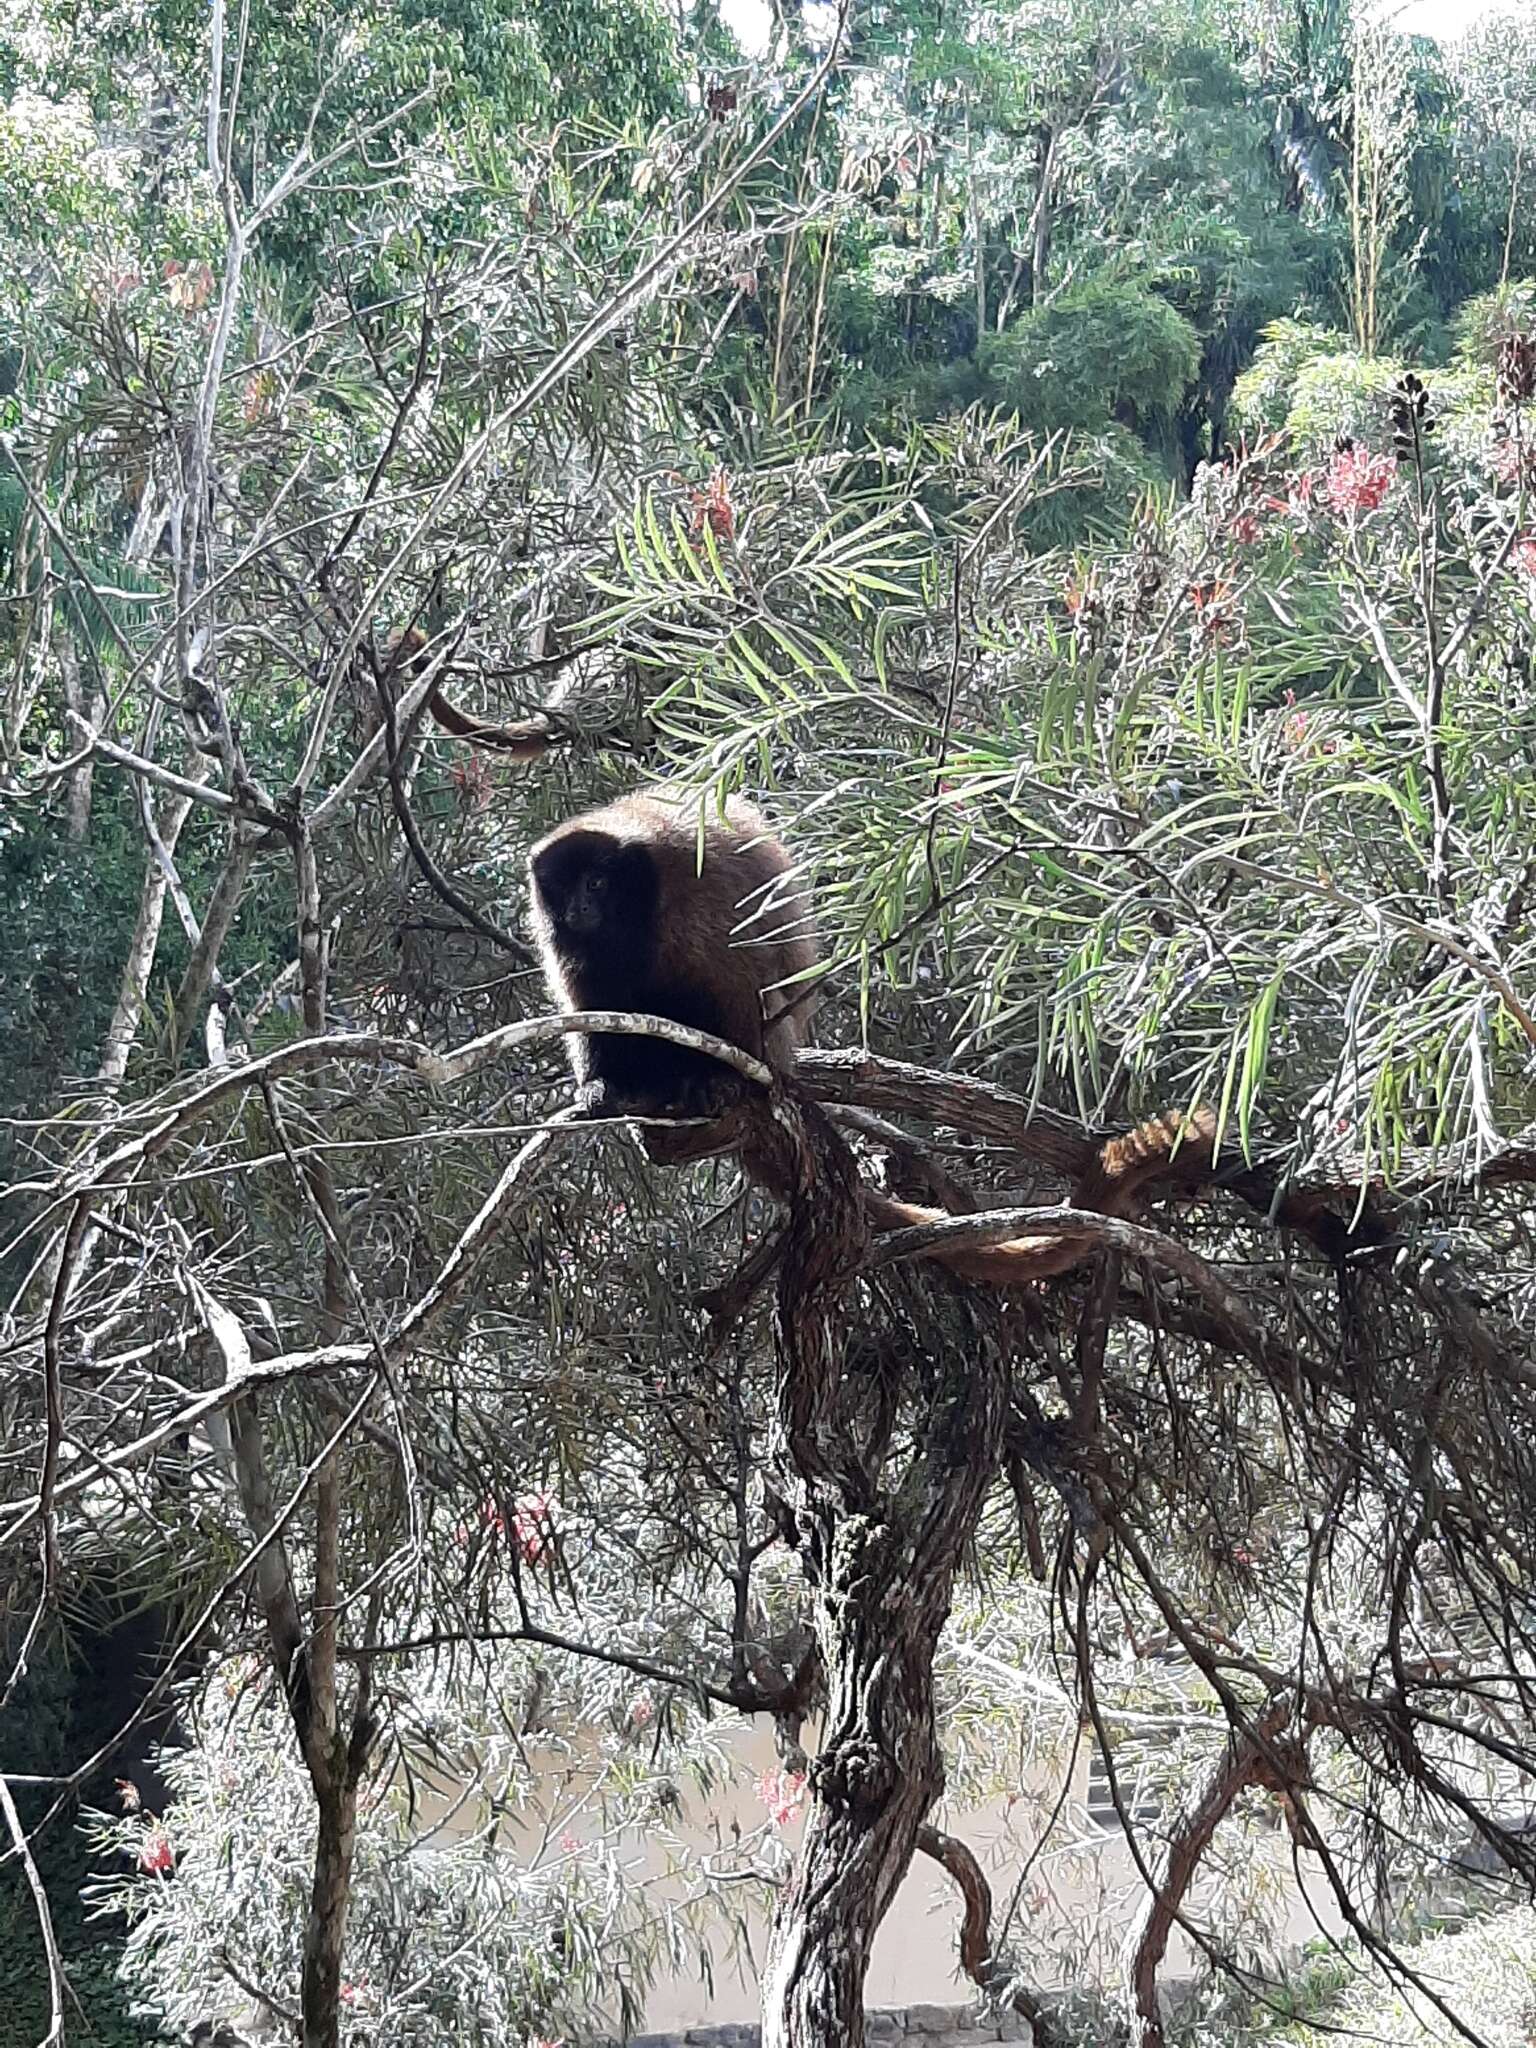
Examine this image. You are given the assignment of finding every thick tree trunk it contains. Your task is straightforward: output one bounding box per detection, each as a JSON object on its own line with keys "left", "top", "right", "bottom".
{"left": 760, "top": 1520, "right": 962, "bottom": 2043}
{"left": 758, "top": 1095, "right": 1009, "bottom": 2047}
{"left": 301, "top": 1776, "right": 359, "bottom": 2048}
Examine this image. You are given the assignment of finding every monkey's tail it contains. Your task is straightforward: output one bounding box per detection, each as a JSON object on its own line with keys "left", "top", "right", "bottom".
{"left": 1074, "top": 1106, "right": 1217, "bottom": 1212}
{"left": 425, "top": 686, "right": 554, "bottom": 763}
{"left": 380, "top": 627, "right": 557, "bottom": 763}
{"left": 863, "top": 1107, "right": 1217, "bottom": 1289}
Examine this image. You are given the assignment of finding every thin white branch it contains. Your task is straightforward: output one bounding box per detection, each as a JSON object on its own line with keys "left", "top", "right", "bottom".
{"left": 0, "top": 1774, "right": 64, "bottom": 2048}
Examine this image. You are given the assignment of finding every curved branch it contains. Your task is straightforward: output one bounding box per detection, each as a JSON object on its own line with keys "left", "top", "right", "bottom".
{"left": 373, "top": 626, "right": 536, "bottom": 964}
{"left": 915, "top": 1822, "right": 1051, "bottom": 2038}
{"left": 869, "top": 1203, "right": 1279, "bottom": 1368}
{"left": 1121, "top": 1702, "right": 1299, "bottom": 2048}
{"left": 0, "top": 1775, "right": 64, "bottom": 2047}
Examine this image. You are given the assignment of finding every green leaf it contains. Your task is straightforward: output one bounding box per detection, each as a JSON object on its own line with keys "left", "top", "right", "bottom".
{"left": 1237, "top": 971, "right": 1283, "bottom": 1156}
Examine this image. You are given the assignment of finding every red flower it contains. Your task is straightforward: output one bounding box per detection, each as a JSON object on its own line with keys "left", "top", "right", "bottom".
{"left": 138, "top": 1829, "right": 174, "bottom": 1877}
{"left": 1228, "top": 509, "right": 1263, "bottom": 545}
{"left": 511, "top": 1489, "right": 559, "bottom": 1565}
{"left": 1324, "top": 445, "right": 1396, "bottom": 516}
{"left": 164, "top": 259, "right": 214, "bottom": 311}
{"left": 242, "top": 371, "right": 275, "bottom": 424}
{"left": 450, "top": 750, "right": 492, "bottom": 811}
{"left": 1265, "top": 469, "right": 1318, "bottom": 520}
{"left": 690, "top": 469, "right": 735, "bottom": 543}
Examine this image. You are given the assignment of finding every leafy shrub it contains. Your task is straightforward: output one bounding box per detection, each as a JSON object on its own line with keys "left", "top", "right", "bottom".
{"left": 984, "top": 280, "right": 1203, "bottom": 436}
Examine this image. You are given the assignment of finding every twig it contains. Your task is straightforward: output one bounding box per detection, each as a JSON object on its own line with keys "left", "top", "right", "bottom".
{"left": 0, "top": 1757, "right": 66, "bottom": 2047}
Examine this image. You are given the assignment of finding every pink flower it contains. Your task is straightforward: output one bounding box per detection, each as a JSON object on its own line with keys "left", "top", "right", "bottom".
{"left": 558, "top": 1832, "right": 582, "bottom": 1852}
{"left": 1514, "top": 536, "right": 1536, "bottom": 581}
{"left": 1489, "top": 438, "right": 1530, "bottom": 485}
{"left": 511, "top": 1489, "right": 559, "bottom": 1566}
{"left": 629, "top": 1690, "right": 655, "bottom": 1728}
{"left": 138, "top": 1829, "right": 174, "bottom": 1877}
{"left": 1324, "top": 445, "right": 1396, "bottom": 516}
{"left": 755, "top": 1767, "right": 807, "bottom": 1830}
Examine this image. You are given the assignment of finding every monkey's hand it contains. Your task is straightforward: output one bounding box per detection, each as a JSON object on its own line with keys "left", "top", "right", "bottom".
{"left": 573, "top": 1078, "right": 624, "bottom": 1120}
{"left": 574, "top": 1067, "right": 750, "bottom": 1124}
{"left": 669, "top": 1066, "right": 751, "bottom": 1120}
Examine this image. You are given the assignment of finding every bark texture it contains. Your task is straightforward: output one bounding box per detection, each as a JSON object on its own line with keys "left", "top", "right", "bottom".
{"left": 301, "top": 1777, "right": 360, "bottom": 2048}
{"left": 758, "top": 1092, "right": 1010, "bottom": 2047}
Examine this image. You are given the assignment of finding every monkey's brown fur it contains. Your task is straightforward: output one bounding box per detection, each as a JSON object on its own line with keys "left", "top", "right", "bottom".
{"left": 528, "top": 785, "right": 817, "bottom": 1122}
{"left": 528, "top": 788, "right": 1217, "bottom": 1288}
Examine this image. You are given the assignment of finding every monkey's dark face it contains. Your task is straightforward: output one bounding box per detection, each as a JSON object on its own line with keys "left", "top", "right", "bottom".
{"left": 530, "top": 830, "right": 657, "bottom": 948}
